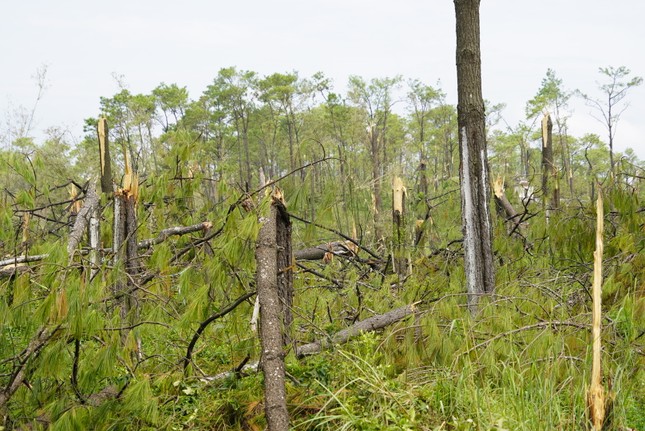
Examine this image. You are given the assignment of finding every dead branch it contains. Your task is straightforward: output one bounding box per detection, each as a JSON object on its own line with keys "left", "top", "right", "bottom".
{"left": 0, "top": 221, "right": 213, "bottom": 271}
{"left": 0, "top": 325, "right": 62, "bottom": 408}
{"left": 295, "top": 262, "right": 343, "bottom": 289}
{"left": 0, "top": 254, "right": 49, "bottom": 267}
{"left": 67, "top": 182, "right": 99, "bottom": 258}
{"left": 294, "top": 241, "right": 356, "bottom": 261}
{"left": 296, "top": 303, "right": 419, "bottom": 357}
{"left": 0, "top": 264, "right": 31, "bottom": 279}
{"left": 184, "top": 291, "right": 257, "bottom": 371}
{"left": 201, "top": 302, "right": 420, "bottom": 383}
{"left": 138, "top": 221, "right": 213, "bottom": 249}
{"left": 290, "top": 213, "right": 382, "bottom": 262}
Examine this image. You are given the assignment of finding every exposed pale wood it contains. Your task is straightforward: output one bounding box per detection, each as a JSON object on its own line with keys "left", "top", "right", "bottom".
{"left": 392, "top": 176, "right": 406, "bottom": 215}
{"left": 89, "top": 204, "right": 100, "bottom": 278}
{"left": 0, "top": 264, "right": 30, "bottom": 278}
{"left": 67, "top": 182, "right": 99, "bottom": 258}
{"left": 587, "top": 190, "right": 605, "bottom": 430}
{"left": 493, "top": 177, "right": 518, "bottom": 221}
{"left": 392, "top": 176, "right": 408, "bottom": 280}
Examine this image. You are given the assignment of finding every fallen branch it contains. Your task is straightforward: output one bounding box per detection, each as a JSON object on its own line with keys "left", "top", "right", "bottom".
{"left": 294, "top": 241, "right": 356, "bottom": 261}
{"left": 0, "top": 325, "right": 62, "bottom": 408}
{"left": 0, "top": 221, "right": 213, "bottom": 269}
{"left": 184, "top": 290, "right": 257, "bottom": 371}
{"left": 138, "top": 221, "right": 213, "bottom": 249}
{"left": 290, "top": 213, "right": 382, "bottom": 262}
{"left": 0, "top": 264, "right": 31, "bottom": 279}
{"left": 67, "top": 182, "right": 99, "bottom": 257}
{"left": 296, "top": 262, "right": 343, "bottom": 289}
{"left": 296, "top": 303, "right": 419, "bottom": 357}
{"left": 0, "top": 254, "right": 49, "bottom": 267}
{"left": 201, "top": 302, "right": 420, "bottom": 382}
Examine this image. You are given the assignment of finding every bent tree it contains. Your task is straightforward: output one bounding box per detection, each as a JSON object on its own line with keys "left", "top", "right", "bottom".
{"left": 454, "top": 0, "right": 495, "bottom": 313}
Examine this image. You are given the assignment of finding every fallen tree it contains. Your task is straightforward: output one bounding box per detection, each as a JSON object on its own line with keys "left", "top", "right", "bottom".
{"left": 201, "top": 302, "right": 420, "bottom": 382}
{"left": 294, "top": 241, "right": 356, "bottom": 261}
{"left": 296, "top": 303, "right": 419, "bottom": 357}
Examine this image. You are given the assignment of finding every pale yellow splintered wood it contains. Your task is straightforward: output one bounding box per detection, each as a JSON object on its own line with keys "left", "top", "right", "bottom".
{"left": 392, "top": 176, "right": 406, "bottom": 214}
{"left": 120, "top": 142, "right": 138, "bottom": 201}
{"left": 98, "top": 118, "right": 107, "bottom": 173}
{"left": 588, "top": 190, "right": 605, "bottom": 430}
{"left": 493, "top": 176, "right": 504, "bottom": 198}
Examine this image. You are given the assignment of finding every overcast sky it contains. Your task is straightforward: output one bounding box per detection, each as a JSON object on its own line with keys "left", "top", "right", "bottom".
{"left": 1, "top": 0, "right": 644, "bottom": 159}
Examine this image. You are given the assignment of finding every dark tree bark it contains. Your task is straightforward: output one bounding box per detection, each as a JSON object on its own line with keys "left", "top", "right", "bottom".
{"left": 113, "top": 167, "right": 140, "bottom": 336}
{"left": 541, "top": 113, "right": 559, "bottom": 212}
{"left": 97, "top": 118, "right": 113, "bottom": 194}
{"left": 454, "top": 0, "right": 495, "bottom": 313}
{"left": 256, "top": 189, "right": 292, "bottom": 431}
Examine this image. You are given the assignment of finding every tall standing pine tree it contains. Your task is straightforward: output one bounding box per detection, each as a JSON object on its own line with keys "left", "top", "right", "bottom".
{"left": 454, "top": 0, "right": 495, "bottom": 313}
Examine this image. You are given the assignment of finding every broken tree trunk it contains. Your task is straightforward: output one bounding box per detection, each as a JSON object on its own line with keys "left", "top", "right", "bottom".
{"left": 493, "top": 177, "right": 517, "bottom": 221}
{"left": 392, "top": 176, "right": 408, "bottom": 282}
{"left": 256, "top": 188, "right": 292, "bottom": 431}
{"left": 587, "top": 190, "right": 605, "bottom": 430}
{"left": 112, "top": 147, "right": 141, "bottom": 346}
{"left": 97, "top": 118, "right": 113, "bottom": 194}
{"left": 541, "top": 113, "right": 559, "bottom": 215}
{"left": 67, "top": 182, "right": 99, "bottom": 259}
{"left": 493, "top": 177, "right": 525, "bottom": 236}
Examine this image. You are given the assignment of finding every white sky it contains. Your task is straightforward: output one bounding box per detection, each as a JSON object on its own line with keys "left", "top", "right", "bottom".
{"left": 1, "top": 0, "right": 644, "bottom": 159}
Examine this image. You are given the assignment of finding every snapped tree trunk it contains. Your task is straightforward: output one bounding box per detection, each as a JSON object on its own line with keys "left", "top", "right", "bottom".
{"left": 493, "top": 177, "right": 525, "bottom": 237}
{"left": 392, "top": 176, "right": 407, "bottom": 282}
{"left": 114, "top": 156, "right": 140, "bottom": 333}
{"left": 454, "top": 0, "right": 495, "bottom": 313}
{"left": 67, "top": 182, "right": 99, "bottom": 259}
{"left": 256, "top": 188, "right": 292, "bottom": 431}
{"left": 587, "top": 190, "right": 605, "bottom": 430}
{"left": 97, "top": 118, "right": 113, "bottom": 194}
{"left": 541, "top": 113, "right": 558, "bottom": 213}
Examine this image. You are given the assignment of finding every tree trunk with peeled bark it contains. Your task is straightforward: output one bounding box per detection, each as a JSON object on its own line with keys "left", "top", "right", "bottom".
{"left": 454, "top": 0, "right": 495, "bottom": 313}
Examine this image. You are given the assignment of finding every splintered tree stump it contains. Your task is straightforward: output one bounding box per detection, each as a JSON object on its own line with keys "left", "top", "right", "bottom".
{"left": 392, "top": 176, "right": 408, "bottom": 282}
{"left": 256, "top": 188, "right": 292, "bottom": 431}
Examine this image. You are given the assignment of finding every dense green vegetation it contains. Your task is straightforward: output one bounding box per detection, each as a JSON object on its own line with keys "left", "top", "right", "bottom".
{"left": 1, "top": 67, "right": 643, "bottom": 430}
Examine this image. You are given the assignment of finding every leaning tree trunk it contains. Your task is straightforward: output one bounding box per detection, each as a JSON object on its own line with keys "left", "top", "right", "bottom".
{"left": 454, "top": 0, "right": 495, "bottom": 314}
{"left": 256, "top": 188, "right": 292, "bottom": 431}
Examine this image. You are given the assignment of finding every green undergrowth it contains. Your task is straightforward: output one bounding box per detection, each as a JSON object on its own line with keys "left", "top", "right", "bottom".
{"left": 1, "top": 167, "right": 643, "bottom": 430}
